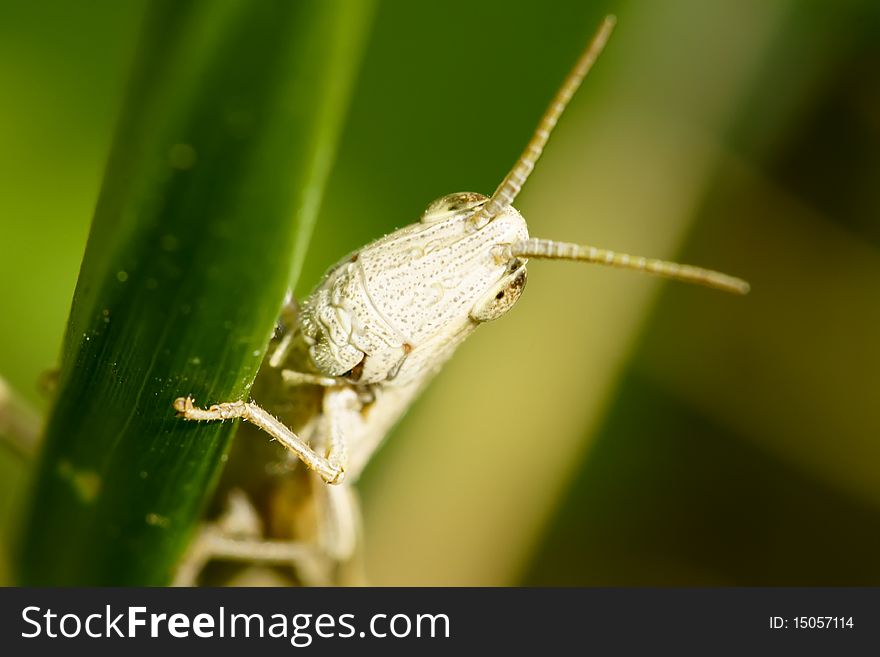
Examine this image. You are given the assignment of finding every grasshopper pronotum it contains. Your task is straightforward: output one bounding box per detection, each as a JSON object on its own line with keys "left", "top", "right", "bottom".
{"left": 172, "top": 16, "right": 748, "bottom": 586}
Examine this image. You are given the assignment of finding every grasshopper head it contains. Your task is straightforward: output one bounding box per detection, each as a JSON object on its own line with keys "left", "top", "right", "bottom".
{"left": 420, "top": 191, "right": 531, "bottom": 323}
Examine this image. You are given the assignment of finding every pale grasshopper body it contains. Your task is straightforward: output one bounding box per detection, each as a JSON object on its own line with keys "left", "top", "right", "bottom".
{"left": 173, "top": 16, "right": 748, "bottom": 586}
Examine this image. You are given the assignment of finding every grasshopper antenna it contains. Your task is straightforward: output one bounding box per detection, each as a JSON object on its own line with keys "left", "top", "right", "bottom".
{"left": 473, "top": 14, "right": 749, "bottom": 295}
{"left": 501, "top": 238, "right": 750, "bottom": 294}
{"left": 468, "top": 15, "right": 617, "bottom": 230}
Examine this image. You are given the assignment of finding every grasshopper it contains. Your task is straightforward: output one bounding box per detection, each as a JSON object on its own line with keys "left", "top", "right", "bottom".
{"left": 172, "top": 16, "right": 748, "bottom": 586}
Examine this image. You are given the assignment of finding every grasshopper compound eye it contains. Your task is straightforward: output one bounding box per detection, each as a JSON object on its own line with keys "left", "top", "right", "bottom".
{"left": 421, "top": 192, "right": 488, "bottom": 224}
{"left": 470, "top": 259, "right": 528, "bottom": 323}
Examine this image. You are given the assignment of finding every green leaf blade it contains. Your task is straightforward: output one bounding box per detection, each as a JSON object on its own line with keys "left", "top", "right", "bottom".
{"left": 19, "top": 0, "right": 373, "bottom": 585}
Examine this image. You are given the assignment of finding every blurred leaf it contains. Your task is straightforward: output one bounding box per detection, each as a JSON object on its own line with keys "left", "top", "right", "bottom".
{"left": 18, "top": 0, "right": 372, "bottom": 585}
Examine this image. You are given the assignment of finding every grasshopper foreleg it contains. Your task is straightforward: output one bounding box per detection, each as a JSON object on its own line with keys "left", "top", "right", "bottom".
{"left": 281, "top": 369, "right": 341, "bottom": 388}
{"left": 173, "top": 396, "right": 346, "bottom": 484}
{"left": 173, "top": 384, "right": 364, "bottom": 584}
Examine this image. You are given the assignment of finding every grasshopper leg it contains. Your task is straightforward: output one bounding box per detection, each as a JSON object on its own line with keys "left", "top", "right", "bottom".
{"left": 281, "top": 369, "right": 341, "bottom": 387}
{"left": 173, "top": 396, "right": 346, "bottom": 484}
{"left": 312, "top": 475, "right": 366, "bottom": 585}
{"left": 174, "top": 476, "right": 363, "bottom": 585}
{"left": 173, "top": 490, "right": 326, "bottom": 586}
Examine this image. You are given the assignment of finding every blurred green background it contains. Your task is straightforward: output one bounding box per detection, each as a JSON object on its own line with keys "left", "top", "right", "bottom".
{"left": 1, "top": 0, "right": 878, "bottom": 585}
